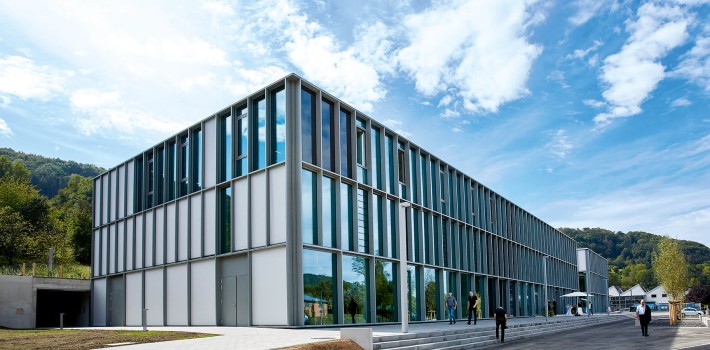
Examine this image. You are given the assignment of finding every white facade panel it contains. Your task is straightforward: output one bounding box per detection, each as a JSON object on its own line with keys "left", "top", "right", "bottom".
{"left": 118, "top": 165, "right": 126, "bottom": 219}
{"left": 117, "top": 222, "right": 125, "bottom": 272}
{"left": 252, "top": 247, "right": 288, "bottom": 325}
{"left": 92, "top": 278, "right": 107, "bottom": 326}
{"left": 126, "top": 217, "right": 134, "bottom": 270}
{"left": 190, "top": 194, "right": 202, "bottom": 259}
{"left": 93, "top": 178, "right": 101, "bottom": 228}
{"left": 190, "top": 259, "right": 216, "bottom": 325}
{"left": 101, "top": 227, "right": 108, "bottom": 275}
{"left": 203, "top": 189, "right": 216, "bottom": 256}
{"left": 251, "top": 172, "right": 267, "bottom": 248}
{"left": 125, "top": 272, "right": 143, "bottom": 326}
{"left": 126, "top": 160, "right": 134, "bottom": 216}
{"left": 109, "top": 169, "right": 117, "bottom": 222}
{"left": 93, "top": 229, "right": 101, "bottom": 277}
{"left": 155, "top": 207, "right": 165, "bottom": 265}
{"left": 102, "top": 175, "right": 109, "bottom": 225}
{"left": 269, "top": 165, "right": 287, "bottom": 244}
{"left": 135, "top": 214, "right": 144, "bottom": 269}
{"left": 166, "top": 203, "right": 176, "bottom": 263}
{"left": 166, "top": 264, "right": 188, "bottom": 325}
{"left": 178, "top": 198, "right": 189, "bottom": 261}
{"left": 204, "top": 117, "right": 216, "bottom": 188}
{"left": 235, "top": 178, "right": 249, "bottom": 251}
{"left": 145, "top": 210, "right": 154, "bottom": 267}
{"left": 144, "top": 268, "right": 164, "bottom": 326}
{"left": 577, "top": 250, "right": 587, "bottom": 272}
{"left": 108, "top": 224, "right": 116, "bottom": 274}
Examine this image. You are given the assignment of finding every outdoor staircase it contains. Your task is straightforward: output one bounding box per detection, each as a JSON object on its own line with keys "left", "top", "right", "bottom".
{"left": 372, "top": 316, "right": 626, "bottom": 350}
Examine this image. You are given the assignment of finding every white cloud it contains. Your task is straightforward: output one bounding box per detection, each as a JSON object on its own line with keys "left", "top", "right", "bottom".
{"left": 397, "top": 0, "right": 544, "bottom": 114}
{"left": 546, "top": 129, "right": 574, "bottom": 159}
{"left": 0, "top": 117, "right": 13, "bottom": 138}
{"left": 202, "top": 0, "right": 236, "bottom": 17}
{"left": 70, "top": 88, "right": 180, "bottom": 136}
{"left": 547, "top": 70, "right": 570, "bottom": 88}
{"left": 583, "top": 99, "right": 606, "bottom": 108}
{"left": 568, "top": 40, "right": 603, "bottom": 60}
{"left": 441, "top": 108, "right": 460, "bottom": 119}
{"left": 569, "top": 0, "right": 610, "bottom": 26}
{"left": 671, "top": 97, "right": 692, "bottom": 107}
{"left": 672, "top": 33, "right": 710, "bottom": 92}
{"left": 0, "top": 55, "right": 70, "bottom": 101}
{"left": 594, "top": 3, "right": 691, "bottom": 128}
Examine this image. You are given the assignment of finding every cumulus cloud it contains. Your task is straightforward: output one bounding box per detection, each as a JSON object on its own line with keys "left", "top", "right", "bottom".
{"left": 0, "top": 117, "right": 13, "bottom": 138}
{"left": 0, "top": 55, "right": 71, "bottom": 101}
{"left": 398, "top": 0, "right": 544, "bottom": 114}
{"left": 594, "top": 3, "right": 691, "bottom": 128}
{"left": 583, "top": 99, "right": 606, "bottom": 108}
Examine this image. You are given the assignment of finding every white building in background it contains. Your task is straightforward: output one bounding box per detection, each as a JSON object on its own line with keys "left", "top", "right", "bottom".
{"left": 644, "top": 285, "right": 669, "bottom": 311}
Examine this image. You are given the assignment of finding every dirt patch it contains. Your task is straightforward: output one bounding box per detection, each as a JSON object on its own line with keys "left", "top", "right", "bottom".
{"left": 0, "top": 329, "right": 216, "bottom": 350}
{"left": 279, "top": 339, "right": 363, "bottom": 350}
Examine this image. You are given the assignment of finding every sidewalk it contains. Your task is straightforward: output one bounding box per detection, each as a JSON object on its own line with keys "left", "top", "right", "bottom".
{"left": 92, "top": 315, "right": 630, "bottom": 350}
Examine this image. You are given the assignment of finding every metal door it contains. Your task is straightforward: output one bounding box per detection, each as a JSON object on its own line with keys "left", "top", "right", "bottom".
{"left": 221, "top": 276, "right": 237, "bottom": 326}
{"left": 236, "top": 274, "right": 249, "bottom": 326}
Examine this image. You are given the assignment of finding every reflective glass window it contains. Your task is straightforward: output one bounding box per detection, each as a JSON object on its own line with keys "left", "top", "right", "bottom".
{"left": 254, "top": 97, "right": 266, "bottom": 170}
{"left": 375, "top": 259, "right": 395, "bottom": 322}
{"left": 407, "top": 265, "right": 420, "bottom": 321}
{"left": 356, "top": 188, "right": 369, "bottom": 254}
{"left": 340, "top": 110, "right": 352, "bottom": 178}
{"left": 303, "top": 249, "right": 336, "bottom": 325}
{"left": 272, "top": 88, "right": 286, "bottom": 164}
{"left": 220, "top": 113, "right": 232, "bottom": 182}
{"left": 424, "top": 268, "right": 438, "bottom": 320}
{"left": 322, "top": 99, "right": 335, "bottom": 171}
{"left": 301, "top": 169, "right": 317, "bottom": 244}
{"left": 340, "top": 183, "right": 353, "bottom": 251}
{"left": 343, "top": 254, "right": 369, "bottom": 324}
{"left": 219, "top": 186, "right": 231, "bottom": 254}
{"left": 322, "top": 176, "right": 336, "bottom": 248}
{"left": 371, "top": 127, "right": 382, "bottom": 189}
{"left": 301, "top": 89, "right": 316, "bottom": 164}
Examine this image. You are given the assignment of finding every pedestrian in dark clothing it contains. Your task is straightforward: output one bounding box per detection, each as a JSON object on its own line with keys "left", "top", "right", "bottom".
{"left": 467, "top": 291, "right": 478, "bottom": 325}
{"left": 636, "top": 299, "right": 652, "bottom": 336}
{"left": 494, "top": 306, "right": 508, "bottom": 343}
{"left": 551, "top": 300, "right": 557, "bottom": 316}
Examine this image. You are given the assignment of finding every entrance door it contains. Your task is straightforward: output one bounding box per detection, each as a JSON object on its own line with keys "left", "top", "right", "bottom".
{"left": 236, "top": 274, "right": 249, "bottom": 326}
{"left": 221, "top": 276, "right": 237, "bottom": 326}
{"left": 108, "top": 277, "right": 124, "bottom": 326}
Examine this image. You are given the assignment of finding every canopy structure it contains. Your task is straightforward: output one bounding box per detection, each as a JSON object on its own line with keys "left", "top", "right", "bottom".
{"left": 560, "top": 291, "right": 588, "bottom": 297}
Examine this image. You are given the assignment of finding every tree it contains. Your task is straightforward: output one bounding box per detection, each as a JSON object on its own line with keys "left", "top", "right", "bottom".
{"left": 0, "top": 206, "right": 29, "bottom": 265}
{"left": 653, "top": 236, "right": 690, "bottom": 301}
{"left": 686, "top": 285, "right": 710, "bottom": 305}
{"left": 52, "top": 174, "right": 93, "bottom": 263}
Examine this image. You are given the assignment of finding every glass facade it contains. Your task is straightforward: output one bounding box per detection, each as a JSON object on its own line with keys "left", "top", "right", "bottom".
{"left": 99, "top": 76, "right": 590, "bottom": 329}
{"left": 303, "top": 249, "right": 336, "bottom": 325}
{"left": 343, "top": 254, "right": 368, "bottom": 324}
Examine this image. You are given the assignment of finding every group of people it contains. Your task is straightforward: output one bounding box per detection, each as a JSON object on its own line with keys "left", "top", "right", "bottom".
{"left": 444, "top": 291, "right": 508, "bottom": 343}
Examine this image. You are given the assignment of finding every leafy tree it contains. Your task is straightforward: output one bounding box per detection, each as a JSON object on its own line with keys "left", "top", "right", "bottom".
{"left": 686, "top": 285, "right": 710, "bottom": 305}
{"left": 52, "top": 175, "right": 93, "bottom": 263}
{"left": 0, "top": 206, "right": 29, "bottom": 265}
{"left": 653, "top": 236, "right": 689, "bottom": 301}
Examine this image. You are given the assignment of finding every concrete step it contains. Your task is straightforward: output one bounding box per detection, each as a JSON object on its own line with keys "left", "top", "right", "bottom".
{"left": 373, "top": 317, "right": 623, "bottom": 350}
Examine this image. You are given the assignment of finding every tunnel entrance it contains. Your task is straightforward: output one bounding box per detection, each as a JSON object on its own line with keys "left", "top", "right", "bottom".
{"left": 36, "top": 289, "right": 90, "bottom": 327}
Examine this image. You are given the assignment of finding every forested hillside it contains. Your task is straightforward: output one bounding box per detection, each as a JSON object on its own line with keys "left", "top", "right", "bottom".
{"left": 0, "top": 152, "right": 95, "bottom": 269}
{"left": 0, "top": 148, "right": 103, "bottom": 198}
{"left": 561, "top": 227, "right": 710, "bottom": 290}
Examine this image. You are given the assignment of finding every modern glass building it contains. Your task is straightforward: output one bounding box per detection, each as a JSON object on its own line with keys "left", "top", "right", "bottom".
{"left": 577, "top": 248, "right": 609, "bottom": 314}
{"left": 91, "top": 73, "right": 589, "bottom": 327}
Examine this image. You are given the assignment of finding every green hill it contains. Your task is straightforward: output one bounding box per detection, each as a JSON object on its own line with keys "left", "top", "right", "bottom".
{"left": 0, "top": 148, "right": 104, "bottom": 198}
{"left": 560, "top": 227, "right": 710, "bottom": 289}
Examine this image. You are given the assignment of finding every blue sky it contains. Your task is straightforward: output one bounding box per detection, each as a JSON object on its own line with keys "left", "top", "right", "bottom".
{"left": 0, "top": 0, "right": 708, "bottom": 246}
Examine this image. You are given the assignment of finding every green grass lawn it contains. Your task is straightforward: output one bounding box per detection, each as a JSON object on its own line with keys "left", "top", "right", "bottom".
{"left": 0, "top": 328, "right": 218, "bottom": 350}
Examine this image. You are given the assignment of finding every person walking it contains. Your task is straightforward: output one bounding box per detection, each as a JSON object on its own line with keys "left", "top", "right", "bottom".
{"left": 446, "top": 292, "right": 458, "bottom": 324}
{"left": 494, "top": 306, "right": 508, "bottom": 343}
{"left": 636, "top": 299, "right": 652, "bottom": 336}
{"left": 467, "top": 291, "right": 479, "bottom": 325}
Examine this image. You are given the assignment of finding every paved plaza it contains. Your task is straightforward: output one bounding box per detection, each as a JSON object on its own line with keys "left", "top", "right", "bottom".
{"left": 91, "top": 315, "right": 710, "bottom": 350}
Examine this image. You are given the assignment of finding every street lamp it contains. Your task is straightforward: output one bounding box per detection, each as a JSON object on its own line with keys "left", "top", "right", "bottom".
{"left": 543, "top": 255, "right": 549, "bottom": 322}
{"left": 399, "top": 201, "right": 411, "bottom": 333}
